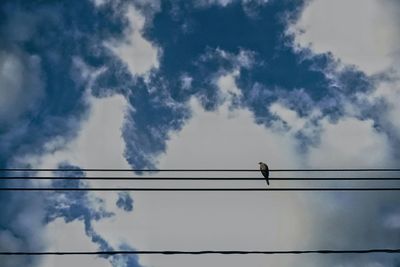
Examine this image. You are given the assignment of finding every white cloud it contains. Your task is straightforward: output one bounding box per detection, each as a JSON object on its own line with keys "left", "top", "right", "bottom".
{"left": 270, "top": 102, "right": 308, "bottom": 132}
{"left": 369, "top": 75, "right": 400, "bottom": 138}
{"left": 20, "top": 94, "right": 130, "bottom": 171}
{"left": 216, "top": 70, "right": 242, "bottom": 97}
{"left": 101, "top": 74, "right": 393, "bottom": 267}
{"left": 286, "top": 3, "right": 400, "bottom": 265}
{"left": 40, "top": 219, "right": 111, "bottom": 267}
{"left": 91, "top": 0, "right": 107, "bottom": 7}
{"left": 269, "top": 101, "right": 393, "bottom": 168}
{"left": 20, "top": 71, "right": 396, "bottom": 267}
{"left": 92, "top": 97, "right": 312, "bottom": 267}
{"left": 86, "top": 73, "right": 310, "bottom": 267}
{"left": 287, "top": 0, "right": 400, "bottom": 162}
{"left": 197, "top": 0, "right": 269, "bottom": 8}
{"left": 308, "top": 117, "right": 392, "bottom": 168}
{"left": 158, "top": 98, "right": 301, "bottom": 169}
{"left": 16, "top": 92, "right": 133, "bottom": 267}
{"left": 0, "top": 49, "right": 43, "bottom": 126}
{"left": 289, "top": 0, "right": 400, "bottom": 75}
{"left": 180, "top": 73, "right": 193, "bottom": 90}
{"left": 0, "top": 194, "right": 46, "bottom": 267}
{"left": 89, "top": 73, "right": 344, "bottom": 267}
{"left": 212, "top": 48, "right": 256, "bottom": 69}
{"left": 106, "top": 6, "right": 160, "bottom": 76}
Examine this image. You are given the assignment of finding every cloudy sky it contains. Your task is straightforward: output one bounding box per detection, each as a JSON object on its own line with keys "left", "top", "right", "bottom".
{"left": 1, "top": 0, "right": 400, "bottom": 266}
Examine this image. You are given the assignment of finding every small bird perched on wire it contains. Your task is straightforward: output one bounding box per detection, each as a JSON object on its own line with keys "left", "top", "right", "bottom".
{"left": 258, "top": 162, "right": 270, "bottom": 186}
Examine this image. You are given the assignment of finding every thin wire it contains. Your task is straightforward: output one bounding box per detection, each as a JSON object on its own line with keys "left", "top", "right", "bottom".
{"left": 2, "top": 177, "right": 400, "bottom": 180}
{"left": 1, "top": 187, "right": 400, "bottom": 191}
{"left": 1, "top": 249, "right": 399, "bottom": 255}
{"left": 1, "top": 168, "right": 400, "bottom": 172}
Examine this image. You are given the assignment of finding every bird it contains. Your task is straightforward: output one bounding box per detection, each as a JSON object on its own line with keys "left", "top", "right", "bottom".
{"left": 258, "top": 162, "right": 269, "bottom": 186}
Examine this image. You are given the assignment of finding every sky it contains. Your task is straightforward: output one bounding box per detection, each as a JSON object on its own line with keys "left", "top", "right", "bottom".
{"left": 0, "top": 0, "right": 400, "bottom": 266}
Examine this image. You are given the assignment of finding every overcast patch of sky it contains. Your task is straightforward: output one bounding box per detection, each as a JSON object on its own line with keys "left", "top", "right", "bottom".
{"left": 1, "top": 0, "right": 400, "bottom": 267}
{"left": 286, "top": 1, "right": 400, "bottom": 266}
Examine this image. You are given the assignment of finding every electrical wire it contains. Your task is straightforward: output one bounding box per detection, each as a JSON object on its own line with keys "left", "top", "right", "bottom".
{"left": 1, "top": 249, "right": 399, "bottom": 255}
{"left": 1, "top": 177, "right": 400, "bottom": 180}
{"left": 1, "top": 168, "right": 400, "bottom": 172}
{"left": 1, "top": 187, "right": 400, "bottom": 191}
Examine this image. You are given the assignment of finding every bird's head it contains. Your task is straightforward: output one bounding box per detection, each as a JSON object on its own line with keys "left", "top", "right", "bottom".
{"left": 258, "top": 162, "right": 263, "bottom": 165}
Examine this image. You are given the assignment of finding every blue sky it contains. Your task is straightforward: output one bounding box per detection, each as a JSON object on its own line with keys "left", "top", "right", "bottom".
{"left": 1, "top": 0, "right": 400, "bottom": 266}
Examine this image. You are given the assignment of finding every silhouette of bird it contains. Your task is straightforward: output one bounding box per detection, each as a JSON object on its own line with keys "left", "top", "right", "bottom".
{"left": 258, "top": 162, "right": 269, "bottom": 186}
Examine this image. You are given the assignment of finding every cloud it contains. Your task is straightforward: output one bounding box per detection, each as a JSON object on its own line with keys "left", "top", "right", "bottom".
{"left": 19, "top": 64, "right": 298, "bottom": 267}
{"left": 200, "top": 48, "right": 256, "bottom": 70}
{"left": 93, "top": 98, "right": 312, "bottom": 267}
{"left": 286, "top": 0, "right": 400, "bottom": 160}
{"left": 384, "top": 214, "right": 400, "bottom": 229}
{"left": 365, "top": 74, "right": 400, "bottom": 152}
{"left": 20, "top": 58, "right": 400, "bottom": 267}
{"left": 99, "top": 70, "right": 395, "bottom": 267}
{"left": 3, "top": 2, "right": 399, "bottom": 267}
{"left": 19, "top": 94, "right": 131, "bottom": 171}
{"left": 270, "top": 102, "right": 311, "bottom": 133}
{"left": 267, "top": 99, "right": 400, "bottom": 267}
{"left": 0, "top": 48, "right": 44, "bottom": 126}
{"left": 0, "top": 191, "right": 47, "bottom": 267}
{"left": 307, "top": 117, "right": 393, "bottom": 168}
{"left": 89, "top": 70, "right": 313, "bottom": 267}
{"left": 0, "top": 2, "right": 157, "bottom": 266}
{"left": 116, "top": 192, "right": 134, "bottom": 212}
{"left": 269, "top": 98, "right": 395, "bottom": 167}
{"left": 180, "top": 73, "right": 193, "bottom": 90}
{"left": 288, "top": 0, "right": 400, "bottom": 76}
{"left": 285, "top": 1, "right": 400, "bottom": 266}
{"left": 157, "top": 97, "right": 301, "bottom": 169}
{"left": 216, "top": 70, "right": 241, "bottom": 96}
{"left": 106, "top": 5, "right": 160, "bottom": 77}
{"left": 40, "top": 219, "right": 111, "bottom": 267}
{"left": 196, "top": 0, "right": 269, "bottom": 8}
{"left": 0, "top": 1, "right": 136, "bottom": 164}
{"left": 16, "top": 91, "right": 142, "bottom": 267}
{"left": 90, "top": 0, "right": 109, "bottom": 7}
{"left": 194, "top": 0, "right": 274, "bottom": 18}
{"left": 3, "top": 42, "right": 392, "bottom": 267}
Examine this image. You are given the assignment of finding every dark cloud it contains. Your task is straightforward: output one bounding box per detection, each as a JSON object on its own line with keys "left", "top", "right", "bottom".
{"left": 0, "top": 1, "right": 138, "bottom": 264}
{"left": 46, "top": 164, "right": 142, "bottom": 267}
{"left": 0, "top": 4, "right": 130, "bottom": 264}
{"left": 0, "top": 0, "right": 134, "bottom": 166}
{"left": 0, "top": 190, "right": 46, "bottom": 267}
{"left": 116, "top": 192, "right": 134, "bottom": 212}
{"left": 308, "top": 189, "right": 400, "bottom": 267}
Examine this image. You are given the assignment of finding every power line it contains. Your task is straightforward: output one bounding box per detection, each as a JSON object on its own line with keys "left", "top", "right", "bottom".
{"left": 1, "top": 168, "right": 400, "bottom": 172}
{"left": 1, "top": 187, "right": 400, "bottom": 191}
{"left": 1, "top": 249, "right": 399, "bottom": 255}
{"left": 2, "top": 177, "right": 400, "bottom": 181}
